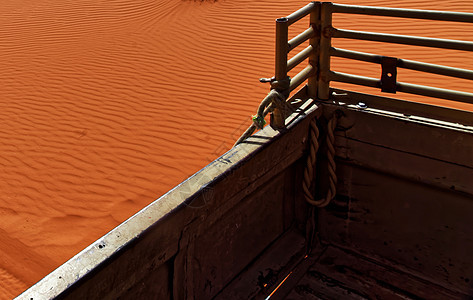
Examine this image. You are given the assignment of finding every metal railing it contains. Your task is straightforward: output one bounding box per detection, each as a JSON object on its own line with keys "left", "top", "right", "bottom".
{"left": 274, "top": 2, "right": 319, "bottom": 99}
{"left": 274, "top": 2, "right": 473, "bottom": 104}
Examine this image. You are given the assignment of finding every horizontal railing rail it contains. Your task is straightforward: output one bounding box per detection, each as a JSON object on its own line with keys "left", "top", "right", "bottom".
{"left": 239, "top": 1, "right": 473, "bottom": 145}
{"left": 234, "top": 3, "right": 318, "bottom": 144}
{"left": 329, "top": 71, "right": 473, "bottom": 104}
{"left": 330, "top": 47, "right": 473, "bottom": 81}
{"left": 276, "top": 3, "right": 321, "bottom": 93}
{"left": 286, "top": 1, "right": 317, "bottom": 25}
{"left": 268, "top": 1, "right": 473, "bottom": 113}
{"left": 330, "top": 3, "right": 473, "bottom": 23}
{"left": 265, "top": 1, "right": 319, "bottom": 131}
{"left": 239, "top": 2, "right": 473, "bottom": 144}
{"left": 332, "top": 28, "right": 473, "bottom": 51}
{"left": 288, "top": 27, "right": 315, "bottom": 51}
{"left": 288, "top": 45, "right": 314, "bottom": 71}
{"left": 317, "top": 2, "right": 473, "bottom": 103}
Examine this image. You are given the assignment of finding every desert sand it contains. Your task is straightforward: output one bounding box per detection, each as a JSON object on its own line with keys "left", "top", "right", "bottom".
{"left": 1, "top": 0, "right": 472, "bottom": 298}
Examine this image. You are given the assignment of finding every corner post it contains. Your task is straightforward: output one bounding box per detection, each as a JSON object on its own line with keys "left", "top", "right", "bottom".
{"left": 273, "top": 17, "right": 289, "bottom": 129}
{"left": 318, "top": 2, "right": 333, "bottom": 100}
{"left": 308, "top": 2, "right": 321, "bottom": 99}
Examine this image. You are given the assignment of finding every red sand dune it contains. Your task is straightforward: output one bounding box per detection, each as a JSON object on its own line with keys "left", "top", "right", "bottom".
{"left": 1, "top": 0, "right": 472, "bottom": 297}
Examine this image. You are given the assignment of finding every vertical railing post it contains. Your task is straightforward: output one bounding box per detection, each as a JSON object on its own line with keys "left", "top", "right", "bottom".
{"left": 273, "top": 17, "right": 289, "bottom": 129}
{"left": 308, "top": 2, "right": 321, "bottom": 99}
{"left": 318, "top": 2, "right": 333, "bottom": 100}
{"left": 275, "top": 17, "right": 289, "bottom": 83}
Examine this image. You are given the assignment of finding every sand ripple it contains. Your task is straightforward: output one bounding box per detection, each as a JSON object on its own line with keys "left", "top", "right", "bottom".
{"left": 1, "top": 0, "right": 472, "bottom": 297}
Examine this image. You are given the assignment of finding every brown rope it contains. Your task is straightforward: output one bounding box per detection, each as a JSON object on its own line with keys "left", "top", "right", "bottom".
{"left": 302, "top": 120, "right": 320, "bottom": 204}
{"left": 303, "top": 113, "right": 338, "bottom": 207}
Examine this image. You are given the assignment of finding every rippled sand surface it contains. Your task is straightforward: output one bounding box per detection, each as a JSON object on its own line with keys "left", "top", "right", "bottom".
{"left": 1, "top": 0, "right": 472, "bottom": 297}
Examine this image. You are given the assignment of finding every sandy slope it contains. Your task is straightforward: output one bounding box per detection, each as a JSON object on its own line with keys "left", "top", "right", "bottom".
{"left": 0, "top": 0, "right": 472, "bottom": 297}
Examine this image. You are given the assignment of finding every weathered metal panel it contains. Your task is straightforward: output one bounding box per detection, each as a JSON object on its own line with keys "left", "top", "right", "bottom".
{"left": 338, "top": 137, "right": 473, "bottom": 194}
{"left": 18, "top": 100, "right": 321, "bottom": 300}
{"left": 329, "top": 103, "right": 473, "bottom": 168}
{"left": 216, "top": 228, "right": 307, "bottom": 299}
{"left": 317, "top": 104, "right": 473, "bottom": 296}
{"left": 191, "top": 172, "right": 286, "bottom": 299}
{"left": 286, "top": 246, "right": 464, "bottom": 299}
{"left": 323, "top": 165, "right": 473, "bottom": 293}
{"left": 330, "top": 88, "right": 473, "bottom": 127}
{"left": 172, "top": 172, "right": 289, "bottom": 299}
{"left": 109, "top": 261, "right": 172, "bottom": 300}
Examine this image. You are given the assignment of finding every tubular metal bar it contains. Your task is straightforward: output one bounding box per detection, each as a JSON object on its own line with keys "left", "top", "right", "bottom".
{"left": 333, "top": 28, "right": 473, "bottom": 52}
{"left": 287, "top": 45, "right": 314, "bottom": 71}
{"left": 398, "top": 82, "right": 473, "bottom": 104}
{"left": 330, "top": 47, "right": 378, "bottom": 62}
{"left": 330, "top": 71, "right": 379, "bottom": 89}
{"left": 274, "top": 17, "right": 289, "bottom": 130}
{"left": 286, "top": 1, "right": 317, "bottom": 25}
{"left": 318, "top": 2, "right": 332, "bottom": 99}
{"left": 330, "top": 71, "right": 473, "bottom": 104}
{"left": 288, "top": 27, "right": 315, "bottom": 52}
{"left": 330, "top": 87, "right": 473, "bottom": 127}
{"left": 308, "top": 2, "right": 321, "bottom": 99}
{"left": 331, "top": 3, "right": 473, "bottom": 23}
{"left": 331, "top": 47, "right": 473, "bottom": 81}
{"left": 290, "top": 65, "right": 315, "bottom": 92}
{"left": 275, "top": 18, "right": 289, "bottom": 81}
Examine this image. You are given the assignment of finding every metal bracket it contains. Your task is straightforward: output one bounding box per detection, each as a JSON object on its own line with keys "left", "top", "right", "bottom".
{"left": 259, "top": 77, "right": 275, "bottom": 83}
{"left": 381, "top": 56, "right": 398, "bottom": 93}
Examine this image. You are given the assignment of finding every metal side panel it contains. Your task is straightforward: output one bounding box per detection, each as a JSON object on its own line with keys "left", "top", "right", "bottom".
{"left": 317, "top": 100, "right": 473, "bottom": 297}
{"left": 17, "top": 98, "right": 321, "bottom": 300}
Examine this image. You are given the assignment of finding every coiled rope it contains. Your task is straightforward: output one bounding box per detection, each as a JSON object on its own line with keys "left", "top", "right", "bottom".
{"left": 302, "top": 113, "right": 339, "bottom": 207}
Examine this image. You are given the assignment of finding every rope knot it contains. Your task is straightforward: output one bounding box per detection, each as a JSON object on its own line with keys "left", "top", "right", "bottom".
{"left": 234, "top": 76, "right": 291, "bottom": 145}
{"left": 270, "top": 76, "right": 291, "bottom": 99}
{"left": 267, "top": 89, "right": 286, "bottom": 111}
